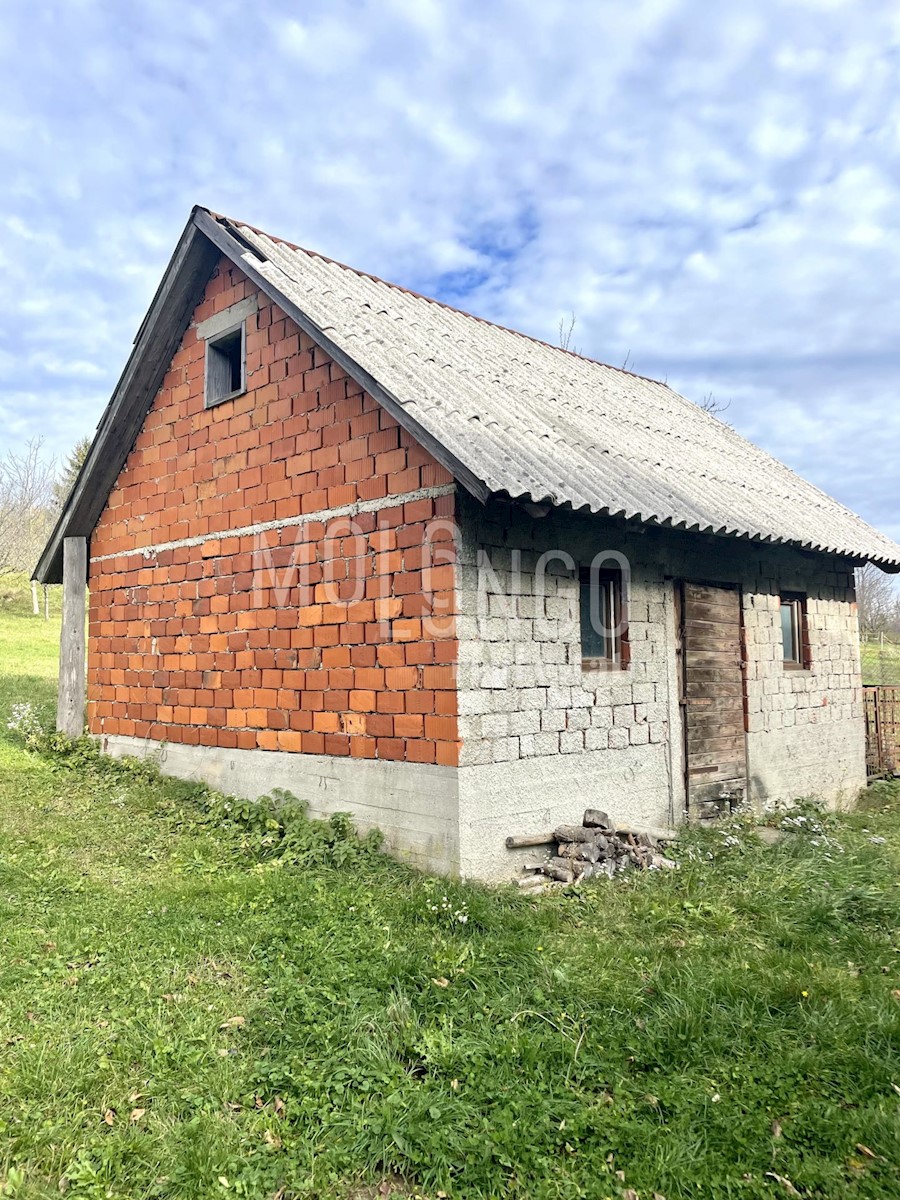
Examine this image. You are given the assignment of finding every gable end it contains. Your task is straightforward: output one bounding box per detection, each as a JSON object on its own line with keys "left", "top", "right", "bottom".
{"left": 33, "top": 217, "right": 220, "bottom": 583}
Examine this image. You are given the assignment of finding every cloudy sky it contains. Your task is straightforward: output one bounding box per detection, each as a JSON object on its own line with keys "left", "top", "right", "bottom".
{"left": 1, "top": 0, "right": 898, "bottom": 539}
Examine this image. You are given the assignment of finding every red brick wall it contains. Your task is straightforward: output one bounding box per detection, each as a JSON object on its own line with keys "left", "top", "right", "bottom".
{"left": 87, "top": 256, "right": 460, "bottom": 766}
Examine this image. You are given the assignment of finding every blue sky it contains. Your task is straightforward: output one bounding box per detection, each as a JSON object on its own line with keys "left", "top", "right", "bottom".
{"left": 1, "top": 0, "right": 899, "bottom": 539}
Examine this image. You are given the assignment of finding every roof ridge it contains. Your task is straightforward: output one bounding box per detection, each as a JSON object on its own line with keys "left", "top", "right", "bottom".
{"left": 203, "top": 207, "right": 671, "bottom": 391}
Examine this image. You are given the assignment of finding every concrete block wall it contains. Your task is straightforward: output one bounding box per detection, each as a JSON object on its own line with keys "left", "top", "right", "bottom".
{"left": 455, "top": 495, "right": 865, "bottom": 880}
{"left": 742, "top": 567, "right": 865, "bottom": 806}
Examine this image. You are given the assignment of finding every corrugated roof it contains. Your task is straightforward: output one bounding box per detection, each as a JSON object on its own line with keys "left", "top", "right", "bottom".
{"left": 34, "top": 206, "right": 900, "bottom": 584}
{"left": 213, "top": 212, "right": 900, "bottom": 568}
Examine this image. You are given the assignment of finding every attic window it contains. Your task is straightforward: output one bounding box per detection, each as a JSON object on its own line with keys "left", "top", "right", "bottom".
{"left": 205, "top": 323, "right": 245, "bottom": 408}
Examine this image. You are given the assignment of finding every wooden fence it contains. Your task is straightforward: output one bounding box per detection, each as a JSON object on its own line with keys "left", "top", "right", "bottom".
{"left": 864, "top": 686, "right": 900, "bottom": 776}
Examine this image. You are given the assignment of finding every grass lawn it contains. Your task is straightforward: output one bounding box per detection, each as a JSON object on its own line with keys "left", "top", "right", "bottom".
{"left": 860, "top": 638, "right": 900, "bottom": 687}
{"left": 2, "top": 581, "right": 900, "bottom": 1198}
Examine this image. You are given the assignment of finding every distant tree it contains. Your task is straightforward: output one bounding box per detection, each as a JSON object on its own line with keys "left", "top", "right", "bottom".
{"left": 856, "top": 562, "right": 900, "bottom": 637}
{"left": 52, "top": 436, "right": 91, "bottom": 514}
{"left": 557, "top": 313, "right": 581, "bottom": 355}
{"left": 698, "top": 392, "right": 731, "bottom": 419}
{"left": 0, "top": 439, "right": 56, "bottom": 576}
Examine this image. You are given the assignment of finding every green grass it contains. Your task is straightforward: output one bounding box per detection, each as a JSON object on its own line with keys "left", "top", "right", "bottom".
{"left": 861, "top": 637, "right": 900, "bottom": 687}
{"left": 2, "top": 577, "right": 900, "bottom": 1198}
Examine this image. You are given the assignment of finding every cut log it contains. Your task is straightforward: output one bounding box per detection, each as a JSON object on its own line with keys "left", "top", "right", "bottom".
{"left": 552, "top": 824, "right": 594, "bottom": 843}
{"left": 614, "top": 826, "right": 678, "bottom": 843}
{"left": 579, "top": 862, "right": 610, "bottom": 881}
{"left": 544, "top": 865, "right": 573, "bottom": 883}
{"left": 650, "top": 855, "right": 677, "bottom": 870}
{"left": 505, "top": 832, "right": 554, "bottom": 849}
{"left": 582, "top": 809, "right": 611, "bottom": 829}
{"left": 576, "top": 841, "right": 601, "bottom": 863}
{"left": 518, "top": 875, "right": 545, "bottom": 890}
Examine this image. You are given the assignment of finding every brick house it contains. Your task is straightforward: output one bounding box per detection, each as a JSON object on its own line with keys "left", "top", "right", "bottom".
{"left": 36, "top": 207, "right": 900, "bottom": 879}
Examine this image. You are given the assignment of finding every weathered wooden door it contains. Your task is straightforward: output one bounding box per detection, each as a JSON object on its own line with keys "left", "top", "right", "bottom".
{"left": 677, "top": 581, "right": 748, "bottom": 815}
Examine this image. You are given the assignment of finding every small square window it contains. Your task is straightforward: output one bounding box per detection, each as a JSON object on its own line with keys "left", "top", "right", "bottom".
{"left": 205, "top": 323, "right": 245, "bottom": 407}
{"left": 780, "top": 592, "right": 809, "bottom": 669}
{"left": 580, "top": 566, "right": 629, "bottom": 671}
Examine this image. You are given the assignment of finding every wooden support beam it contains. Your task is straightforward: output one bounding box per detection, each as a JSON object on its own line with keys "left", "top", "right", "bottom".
{"left": 57, "top": 537, "right": 87, "bottom": 737}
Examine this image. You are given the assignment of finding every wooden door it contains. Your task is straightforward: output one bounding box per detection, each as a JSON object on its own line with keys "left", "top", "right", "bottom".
{"left": 678, "top": 581, "right": 748, "bottom": 815}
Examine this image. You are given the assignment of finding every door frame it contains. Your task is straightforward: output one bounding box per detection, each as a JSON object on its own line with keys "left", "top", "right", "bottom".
{"left": 675, "top": 578, "right": 750, "bottom": 819}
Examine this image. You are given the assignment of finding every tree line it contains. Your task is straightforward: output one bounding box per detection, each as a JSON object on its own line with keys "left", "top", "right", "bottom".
{"left": 0, "top": 437, "right": 90, "bottom": 578}
{"left": 856, "top": 562, "right": 900, "bottom": 640}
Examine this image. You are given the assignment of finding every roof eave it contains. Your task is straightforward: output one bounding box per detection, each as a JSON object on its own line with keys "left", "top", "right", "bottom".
{"left": 499, "top": 489, "right": 900, "bottom": 571}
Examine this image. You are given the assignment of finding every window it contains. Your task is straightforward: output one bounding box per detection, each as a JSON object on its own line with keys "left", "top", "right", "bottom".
{"left": 780, "top": 592, "right": 808, "bottom": 669}
{"left": 580, "top": 566, "right": 629, "bottom": 670}
{"left": 205, "top": 322, "right": 245, "bottom": 407}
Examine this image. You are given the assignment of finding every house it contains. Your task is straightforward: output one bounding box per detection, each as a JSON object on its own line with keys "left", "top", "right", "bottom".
{"left": 35, "top": 207, "right": 900, "bottom": 880}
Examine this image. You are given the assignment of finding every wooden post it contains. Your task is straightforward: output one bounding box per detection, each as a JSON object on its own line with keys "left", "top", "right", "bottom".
{"left": 57, "top": 537, "right": 87, "bottom": 736}
{"left": 31, "top": 579, "right": 39, "bottom": 615}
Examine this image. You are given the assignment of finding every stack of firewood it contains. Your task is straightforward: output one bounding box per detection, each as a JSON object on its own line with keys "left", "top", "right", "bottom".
{"left": 507, "top": 809, "right": 677, "bottom": 892}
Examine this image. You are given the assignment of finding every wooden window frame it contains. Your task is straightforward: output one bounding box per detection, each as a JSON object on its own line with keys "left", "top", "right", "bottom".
{"left": 580, "top": 566, "right": 630, "bottom": 673}
{"left": 780, "top": 591, "right": 810, "bottom": 670}
{"left": 204, "top": 320, "right": 246, "bottom": 409}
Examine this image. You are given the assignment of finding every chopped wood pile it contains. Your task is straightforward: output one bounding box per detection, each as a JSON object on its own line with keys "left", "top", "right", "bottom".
{"left": 507, "top": 808, "right": 678, "bottom": 893}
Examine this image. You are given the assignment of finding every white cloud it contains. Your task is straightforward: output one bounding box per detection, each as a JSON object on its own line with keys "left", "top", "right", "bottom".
{"left": 0, "top": 0, "right": 897, "bottom": 546}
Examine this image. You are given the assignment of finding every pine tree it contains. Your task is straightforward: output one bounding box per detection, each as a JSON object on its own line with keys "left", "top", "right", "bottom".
{"left": 52, "top": 436, "right": 91, "bottom": 514}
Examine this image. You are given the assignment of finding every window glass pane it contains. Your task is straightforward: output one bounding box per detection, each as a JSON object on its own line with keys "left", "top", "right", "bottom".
{"left": 581, "top": 574, "right": 620, "bottom": 663}
{"left": 781, "top": 601, "right": 797, "bottom": 661}
{"left": 599, "top": 580, "right": 614, "bottom": 660}
{"left": 580, "top": 577, "right": 607, "bottom": 659}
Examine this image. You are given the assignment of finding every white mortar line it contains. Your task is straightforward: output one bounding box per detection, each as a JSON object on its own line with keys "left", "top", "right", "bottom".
{"left": 89, "top": 483, "right": 457, "bottom": 564}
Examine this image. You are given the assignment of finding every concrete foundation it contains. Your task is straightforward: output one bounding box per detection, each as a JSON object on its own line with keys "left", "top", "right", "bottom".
{"left": 458, "top": 743, "right": 674, "bottom": 880}
{"left": 102, "top": 735, "right": 460, "bottom": 876}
